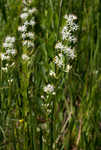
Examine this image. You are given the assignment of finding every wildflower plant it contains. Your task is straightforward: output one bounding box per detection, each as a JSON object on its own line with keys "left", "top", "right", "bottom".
{"left": 16, "top": 0, "right": 37, "bottom": 121}
{"left": 42, "top": 14, "right": 78, "bottom": 101}
{"left": 54, "top": 14, "right": 78, "bottom": 72}
{"left": 1, "top": 36, "right": 16, "bottom": 84}
{"left": 18, "top": 1, "right": 37, "bottom": 52}
{"left": 38, "top": 13, "right": 79, "bottom": 148}
{"left": 0, "top": 1, "right": 37, "bottom": 148}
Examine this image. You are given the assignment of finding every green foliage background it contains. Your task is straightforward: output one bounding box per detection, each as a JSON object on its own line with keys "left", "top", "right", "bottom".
{"left": 0, "top": 0, "right": 101, "bottom": 150}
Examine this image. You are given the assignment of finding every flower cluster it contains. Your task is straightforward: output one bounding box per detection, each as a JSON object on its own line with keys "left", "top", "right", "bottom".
{"left": 41, "top": 84, "right": 55, "bottom": 117}
{"left": 62, "top": 14, "right": 79, "bottom": 41}
{"left": 49, "top": 70, "right": 56, "bottom": 77}
{"left": 18, "top": 1, "right": 37, "bottom": 63}
{"left": 1, "top": 36, "right": 16, "bottom": 72}
{"left": 54, "top": 53, "right": 64, "bottom": 68}
{"left": 54, "top": 14, "right": 79, "bottom": 71}
{"left": 43, "top": 84, "right": 55, "bottom": 95}
{"left": 41, "top": 84, "right": 55, "bottom": 115}
{"left": 22, "top": 54, "right": 29, "bottom": 61}
{"left": 2, "top": 36, "right": 16, "bottom": 57}
{"left": 23, "top": 0, "right": 32, "bottom": 4}
{"left": 43, "top": 14, "right": 78, "bottom": 97}
{"left": 41, "top": 14, "right": 78, "bottom": 120}
{"left": 18, "top": 2, "right": 37, "bottom": 50}
{"left": 55, "top": 42, "right": 75, "bottom": 59}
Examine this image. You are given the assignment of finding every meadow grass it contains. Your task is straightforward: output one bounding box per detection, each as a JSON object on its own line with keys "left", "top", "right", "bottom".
{"left": 0, "top": 0, "right": 101, "bottom": 150}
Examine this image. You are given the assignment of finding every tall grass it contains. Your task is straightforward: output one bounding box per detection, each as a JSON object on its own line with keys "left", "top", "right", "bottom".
{"left": 0, "top": 0, "right": 101, "bottom": 150}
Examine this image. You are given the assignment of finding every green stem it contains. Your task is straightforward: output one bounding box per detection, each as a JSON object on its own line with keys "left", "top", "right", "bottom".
{"left": 50, "top": 100, "right": 54, "bottom": 150}
{"left": 57, "top": 0, "right": 63, "bottom": 38}
{"left": 40, "top": 129, "right": 43, "bottom": 150}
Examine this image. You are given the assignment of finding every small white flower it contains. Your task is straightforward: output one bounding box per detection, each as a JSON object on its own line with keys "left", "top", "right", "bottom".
{"left": 44, "top": 84, "right": 54, "bottom": 94}
{"left": 10, "top": 49, "right": 17, "bottom": 56}
{"left": 28, "top": 8, "right": 37, "bottom": 14}
{"left": 24, "top": 21, "right": 29, "bottom": 26}
{"left": 64, "top": 46, "right": 75, "bottom": 59}
{"left": 68, "top": 49, "right": 76, "bottom": 59}
{"left": 1, "top": 67, "right": 8, "bottom": 72}
{"left": 64, "top": 14, "right": 77, "bottom": 22}
{"left": 28, "top": 0, "right": 32, "bottom": 3}
{"left": 20, "top": 13, "right": 29, "bottom": 20}
{"left": 68, "top": 36, "right": 77, "bottom": 43}
{"left": 6, "top": 50, "right": 11, "bottom": 54}
{"left": 27, "top": 32, "right": 34, "bottom": 39}
{"left": 36, "top": 127, "right": 40, "bottom": 132}
{"left": 22, "top": 40, "right": 27, "bottom": 46}
{"left": 49, "top": 70, "right": 56, "bottom": 77}
{"left": 65, "top": 65, "right": 72, "bottom": 72}
{"left": 47, "top": 109, "right": 52, "bottom": 113}
{"left": 58, "top": 53, "right": 63, "bottom": 58}
{"left": 95, "top": 70, "right": 98, "bottom": 74}
{"left": 23, "top": 40, "right": 34, "bottom": 47}
{"left": 22, "top": 54, "right": 29, "bottom": 61}
{"left": 70, "top": 24, "right": 79, "bottom": 31}
{"left": 61, "top": 27, "right": 71, "bottom": 40}
{"left": 28, "top": 41, "right": 34, "bottom": 47}
{"left": 64, "top": 14, "right": 68, "bottom": 20}
{"left": 63, "top": 46, "right": 71, "bottom": 54}
{"left": 55, "top": 42, "right": 64, "bottom": 50}
{"left": 18, "top": 25, "right": 27, "bottom": 32}
{"left": 5, "top": 36, "right": 15, "bottom": 43}
{"left": 6, "top": 63, "right": 9, "bottom": 67}
{"left": 22, "top": 33, "right": 27, "bottom": 39}
{"left": 3, "top": 43, "right": 9, "bottom": 48}
{"left": 29, "top": 19, "right": 35, "bottom": 26}
{"left": 8, "top": 79, "right": 13, "bottom": 83}
{"left": 22, "top": 0, "right": 27, "bottom": 4}
{"left": 6, "top": 49, "right": 16, "bottom": 56}
{"left": 41, "top": 95, "right": 45, "bottom": 99}
{"left": 54, "top": 55, "right": 64, "bottom": 68}
{"left": 3, "top": 42, "right": 13, "bottom": 48}
{"left": 69, "top": 14, "right": 77, "bottom": 20}
{"left": 23, "top": 7, "right": 28, "bottom": 12}
{"left": 1, "top": 53, "right": 10, "bottom": 60}
{"left": 10, "top": 62, "right": 15, "bottom": 67}
{"left": 52, "top": 92, "right": 56, "bottom": 95}
{"left": 21, "top": 32, "right": 34, "bottom": 39}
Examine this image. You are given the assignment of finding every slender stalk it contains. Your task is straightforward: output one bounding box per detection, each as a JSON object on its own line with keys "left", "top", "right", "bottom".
{"left": 50, "top": 100, "right": 54, "bottom": 150}
{"left": 57, "top": 0, "right": 63, "bottom": 38}
{"left": 40, "top": 129, "right": 43, "bottom": 150}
